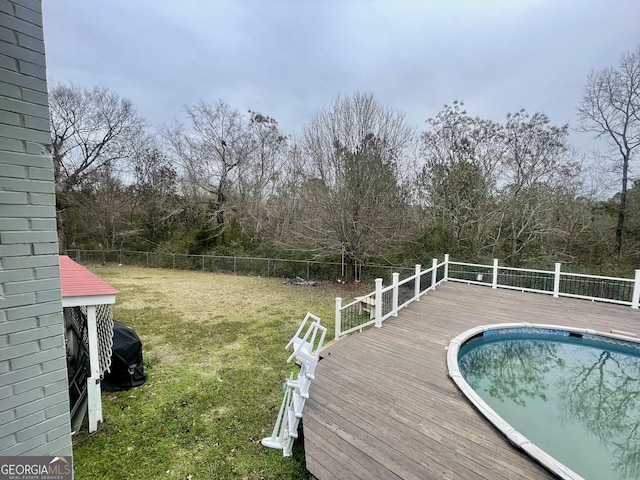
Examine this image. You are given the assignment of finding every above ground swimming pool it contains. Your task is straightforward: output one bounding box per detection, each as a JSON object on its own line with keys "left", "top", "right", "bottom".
{"left": 447, "top": 323, "right": 640, "bottom": 480}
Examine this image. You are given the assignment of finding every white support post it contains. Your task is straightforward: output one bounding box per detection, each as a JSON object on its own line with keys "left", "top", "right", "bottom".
{"left": 374, "top": 278, "right": 383, "bottom": 328}
{"left": 431, "top": 258, "right": 438, "bottom": 289}
{"left": 553, "top": 263, "right": 561, "bottom": 298}
{"left": 392, "top": 273, "right": 399, "bottom": 316}
{"left": 86, "top": 304, "right": 102, "bottom": 433}
{"left": 492, "top": 259, "right": 499, "bottom": 289}
{"left": 335, "top": 297, "right": 342, "bottom": 339}
{"left": 632, "top": 270, "right": 640, "bottom": 309}
{"left": 414, "top": 264, "right": 421, "bottom": 301}
{"left": 444, "top": 254, "right": 449, "bottom": 280}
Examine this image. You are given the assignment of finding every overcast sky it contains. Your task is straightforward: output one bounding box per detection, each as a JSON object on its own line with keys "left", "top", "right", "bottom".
{"left": 42, "top": 0, "right": 640, "bottom": 150}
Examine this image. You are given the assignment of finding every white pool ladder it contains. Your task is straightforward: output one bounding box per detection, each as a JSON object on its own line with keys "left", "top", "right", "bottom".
{"left": 261, "top": 313, "right": 326, "bottom": 456}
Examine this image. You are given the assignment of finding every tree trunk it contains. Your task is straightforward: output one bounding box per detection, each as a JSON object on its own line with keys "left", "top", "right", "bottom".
{"left": 510, "top": 220, "right": 518, "bottom": 265}
{"left": 56, "top": 209, "right": 66, "bottom": 252}
{"left": 616, "top": 151, "right": 630, "bottom": 256}
{"left": 344, "top": 257, "right": 354, "bottom": 283}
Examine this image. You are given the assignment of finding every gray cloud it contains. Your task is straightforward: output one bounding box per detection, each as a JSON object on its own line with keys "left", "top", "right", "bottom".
{"left": 43, "top": 0, "right": 640, "bottom": 149}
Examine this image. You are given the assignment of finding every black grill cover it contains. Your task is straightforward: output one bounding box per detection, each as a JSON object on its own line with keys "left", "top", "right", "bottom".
{"left": 102, "top": 320, "right": 147, "bottom": 391}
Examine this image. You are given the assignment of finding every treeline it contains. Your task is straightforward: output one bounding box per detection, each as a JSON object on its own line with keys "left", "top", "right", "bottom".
{"left": 50, "top": 47, "right": 640, "bottom": 277}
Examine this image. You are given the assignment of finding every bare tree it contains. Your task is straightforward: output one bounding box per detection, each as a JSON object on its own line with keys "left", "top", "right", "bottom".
{"left": 578, "top": 46, "right": 640, "bottom": 255}
{"left": 127, "top": 146, "right": 180, "bottom": 248}
{"left": 235, "top": 111, "right": 287, "bottom": 237}
{"left": 49, "top": 83, "right": 147, "bottom": 248}
{"left": 50, "top": 83, "right": 147, "bottom": 190}
{"left": 418, "top": 101, "right": 505, "bottom": 257}
{"left": 418, "top": 103, "right": 586, "bottom": 265}
{"left": 290, "top": 93, "right": 415, "bottom": 279}
{"left": 499, "top": 109, "right": 578, "bottom": 264}
{"left": 163, "top": 101, "right": 258, "bottom": 237}
{"left": 262, "top": 140, "right": 307, "bottom": 242}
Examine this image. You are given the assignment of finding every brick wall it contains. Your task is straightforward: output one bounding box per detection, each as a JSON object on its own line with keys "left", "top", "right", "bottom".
{"left": 0, "top": 0, "right": 72, "bottom": 456}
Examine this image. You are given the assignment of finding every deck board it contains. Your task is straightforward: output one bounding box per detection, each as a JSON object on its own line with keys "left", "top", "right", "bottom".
{"left": 304, "top": 282, "right": 640, "bottom": 479}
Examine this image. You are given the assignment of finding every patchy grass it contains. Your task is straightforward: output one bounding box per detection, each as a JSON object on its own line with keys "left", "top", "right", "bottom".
{"left": 72, "top": 266, "right": 350, "bottom": 480}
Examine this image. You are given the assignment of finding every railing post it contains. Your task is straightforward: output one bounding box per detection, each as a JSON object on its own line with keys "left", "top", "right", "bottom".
{"left": 553, "top": 262, "right": 561, "bottom": 298}
{"left": 172, "top": 254, "right": 175, "bottom": 269}
{"left": 374, "top": 278, "right": 383, "bottom": 328}
{"left": 431, "top": 258, "right": 437, "bottom": 289}
{"left": 335, "top": 297, "right": 342, "bottom": 339}
{"left": 392, "top": 273, "right": 399, "bottom": 316}
{"left": 492, "top": 259, "right": 499, "bottom": 289}
{"left": 146, "top": 251, "right": 149, "bottom": 268}
{"left": 414, "top": 264, "right": 421, "bottom": 301}
{"left": 444, "top": 254, "right": 449, "bottom": 280}
{"left": 632, "top": 270, "right": 640, "bottom": 309}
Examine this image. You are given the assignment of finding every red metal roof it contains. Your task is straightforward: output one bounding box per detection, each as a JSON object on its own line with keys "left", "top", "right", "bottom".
{"left": 59, "top": 255, "right": 119, "bottom": 298}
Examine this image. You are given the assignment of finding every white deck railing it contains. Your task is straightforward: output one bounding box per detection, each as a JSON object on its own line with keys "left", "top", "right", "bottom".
{"left": 335, "top": 258, "right": 448, "bottom": 338}
{"left": 334, "top": 255, "right": 640, "bottom": 339}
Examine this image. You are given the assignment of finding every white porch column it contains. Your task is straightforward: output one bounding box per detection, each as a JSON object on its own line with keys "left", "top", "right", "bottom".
{"left": 86, "top": 304, "right": 102, "bottom": 433}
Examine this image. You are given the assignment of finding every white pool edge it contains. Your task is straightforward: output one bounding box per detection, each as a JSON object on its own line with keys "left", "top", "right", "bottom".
{"left": 446, "top": 322, "right": 640, "bottom": 480}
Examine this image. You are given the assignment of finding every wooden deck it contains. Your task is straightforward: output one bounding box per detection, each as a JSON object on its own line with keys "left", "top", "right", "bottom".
{"left": 303, "top": 282, "right": 640, "bottom": 480}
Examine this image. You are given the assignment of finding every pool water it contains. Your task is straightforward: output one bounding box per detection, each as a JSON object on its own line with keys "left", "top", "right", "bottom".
{"left": 458, "top": 330, "right": 640, "bottom": 480}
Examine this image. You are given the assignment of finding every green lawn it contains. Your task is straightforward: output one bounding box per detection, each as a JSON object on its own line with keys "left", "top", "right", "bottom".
{"left": 72, "top": 266, "right": 346, "bottom": 480}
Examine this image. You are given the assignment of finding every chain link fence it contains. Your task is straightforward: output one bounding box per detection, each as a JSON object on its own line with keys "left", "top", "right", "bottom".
{"left": 63, "top": 249, "right": 415, "bottom": 283}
